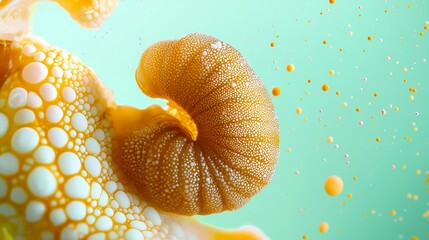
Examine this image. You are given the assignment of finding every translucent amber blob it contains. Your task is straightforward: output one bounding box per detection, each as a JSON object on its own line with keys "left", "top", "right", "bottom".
{"left": 319, "top": 221, "right": 329, "bottom": 234}
{"left": 325, "top": 175, "right": 344, "bottom": 196}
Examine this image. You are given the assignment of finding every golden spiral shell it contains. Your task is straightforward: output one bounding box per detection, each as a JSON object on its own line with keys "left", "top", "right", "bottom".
{"left": 117, "top": 33, "right": 280, "bottom": 216}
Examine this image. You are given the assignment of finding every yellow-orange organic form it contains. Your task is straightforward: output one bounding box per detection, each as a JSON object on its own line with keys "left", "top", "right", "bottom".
{"left": 119, "top": 33, "right": 280, "bottom": 216}
{"left": 0, "top": 0, "right": 279, "bottom": 239}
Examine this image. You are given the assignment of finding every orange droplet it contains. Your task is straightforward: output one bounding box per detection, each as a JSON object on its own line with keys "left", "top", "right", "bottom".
{"left": 376, "top": 137, "right": 380, "bottom": 142}
{"left": 270, "top": 42, "right": 275, "bottom": 47}
{"left": 329, "top": 0, "right": 336, "bottom": 4}
{"left": 424, "top": 25, "right": 428, "bottom": 30}
{"left": 329, "top": 69, "right": 335, "bottom": 75}
{"left": 302, "top": 234, "right": 309, "bottom": 240}
{"left": 325, "top": 175, "right": 344, "bottom": 196}
{"left": 347, "top": 193, "right": 353, "bottom": 198}
{"left": 319, "top": 222, "right": 329, "bottom": 234}
{"left": 272, "top": 87, "right": 281, "bottom": 96}
{"left": 373, "top": 92, "right": 378, "bottom": 97}
{"left": 327, "top": 136, "right": 334, "bottom": 144}
{"left": 356, "top": 107, "right": 360, "bottom": 112}
{"left": 368, "top": 36, "right": 372, "bottom": 41}
{"left": 295, "top": 107, "right": 303, "bottom": 114}
{"left": 286, "top": 64, "right": 295, "bottom": 72}
{"left": 323, "top": 40, "right": 327, "bottom": 44}
{"left": 322, "top": 84, "right": 329, "bottom": 91}
{"left": 390, "top": 210, "right": 396, "bottom": 216}
{"left": 335, "top": 91, "right": 340, "bottom": 95}
{"left": 420, "top": 32, "right": 424, "bottom": 36}
{"left": 307, "top": 79, "right": 312, "bottom": 83}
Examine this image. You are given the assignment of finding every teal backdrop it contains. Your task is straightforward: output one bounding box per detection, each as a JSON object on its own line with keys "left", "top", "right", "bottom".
{"left": 32, "top": 1, "right": 429, "bottom": 239}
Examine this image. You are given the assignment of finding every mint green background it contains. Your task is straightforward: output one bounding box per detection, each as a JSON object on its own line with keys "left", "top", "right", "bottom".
{"left": 32, "top": 1, "right": 429, "bottom": 239}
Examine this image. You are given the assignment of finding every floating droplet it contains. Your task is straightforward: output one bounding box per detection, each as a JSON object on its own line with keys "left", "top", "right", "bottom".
{"left": 286, "top": 64, "right": 295, "bottom": 72}
{"left": 325, "top": 175, "right": 344, "bottom": 196}
{"left": 272, "top": 87, "right": 281, "bottom": 96}
{"left": 319, "top": 221, "right": 329, "bottom": 234}
{"left": 322, "top": 84, "right": 330, "bottom": 91}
